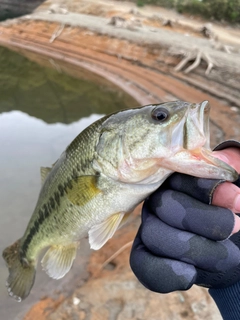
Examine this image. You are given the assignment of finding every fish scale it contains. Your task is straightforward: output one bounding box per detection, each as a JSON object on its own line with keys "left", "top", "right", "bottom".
{"left": 20, "top": 116, "right": 107, "bottom": 258}
{"left": 2, "top": 101, "right": 237, "bottom": 302}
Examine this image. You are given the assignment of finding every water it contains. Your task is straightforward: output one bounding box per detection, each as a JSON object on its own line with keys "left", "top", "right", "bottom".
{"left": 0, "top": 46, "right": 137, "bottom": 320}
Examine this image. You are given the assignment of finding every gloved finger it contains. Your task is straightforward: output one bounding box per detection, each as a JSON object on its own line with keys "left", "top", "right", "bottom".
{"left": 164, "top": 172, "right": 224, "bottom": 205}
{"left": 147, "top": 188, "right": 235, "bottom": 240}
{"left": 141, "top": 211, "right": 240, "bottom": 273}
{"left": 130, "top": 228, "right": 197, "bottom": 293}
{"left": 194, "top": 220, "right": 240, "bottom": 289}
{"left": 163, "top": 154, "right": 240, "bottom": 210}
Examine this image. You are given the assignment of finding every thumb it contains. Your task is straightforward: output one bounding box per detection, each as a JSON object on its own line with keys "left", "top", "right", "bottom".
{"left": 212, "top": 148, "right": 240, "bottom": 173}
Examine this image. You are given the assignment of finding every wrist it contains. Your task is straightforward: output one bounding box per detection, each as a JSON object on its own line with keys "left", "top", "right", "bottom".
{"left": 209, "top": 280, "right": 240, "bottom": 320}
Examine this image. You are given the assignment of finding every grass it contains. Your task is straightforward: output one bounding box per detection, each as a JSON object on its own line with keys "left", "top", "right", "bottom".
{"left": 133, "top": 0, "right": 240, "bottom": 23}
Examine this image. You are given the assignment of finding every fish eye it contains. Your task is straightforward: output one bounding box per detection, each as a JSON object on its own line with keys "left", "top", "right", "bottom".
{"left": 151, "top": 107, "right": 169, "bottom": 122}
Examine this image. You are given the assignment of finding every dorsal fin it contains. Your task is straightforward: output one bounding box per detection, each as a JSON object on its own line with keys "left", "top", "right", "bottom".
{"left": 40, "top": 167, "right": 51, "bottom": 185}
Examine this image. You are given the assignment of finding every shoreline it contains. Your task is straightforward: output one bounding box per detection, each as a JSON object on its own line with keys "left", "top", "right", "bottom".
{"left": 0, "top": 16, "right": 239, "bottom": 145}
{"left": 0, "top": 2, "right": 240, "bottom": 319}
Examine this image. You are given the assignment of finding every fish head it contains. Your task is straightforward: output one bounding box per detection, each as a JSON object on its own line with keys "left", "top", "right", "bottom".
{"left": 94, "top": 101, "right": 237, "bottom": 184}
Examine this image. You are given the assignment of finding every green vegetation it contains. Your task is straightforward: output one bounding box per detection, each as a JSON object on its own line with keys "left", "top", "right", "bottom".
{"left": 0, "top": 46, "right": 137, "bottom": 123}
{"left": 134, "top": 0, "right": 240, "bottom": 23}
{"left": 137, "top": 0, "right": 175, "bottom": 7}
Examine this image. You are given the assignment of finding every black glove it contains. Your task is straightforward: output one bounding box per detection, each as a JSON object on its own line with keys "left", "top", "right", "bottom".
{"left": 130, "top": 141, "right": 240, "bottom": 293}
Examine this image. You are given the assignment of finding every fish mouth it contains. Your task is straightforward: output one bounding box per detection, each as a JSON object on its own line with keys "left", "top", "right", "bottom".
{"left": 199, "top": 101, "right": 210, "bottom": 149}
{"left": 184, "top": 100, "right": 211, "bottom": 150}
{"left": 181, "top": 100, "right": 238, "bottom": 182}
{"left": 187, "top": 147, "right": 238, "bottom": 181}
{"left": 198, "top": 100, "right": 210, "bottom": 149}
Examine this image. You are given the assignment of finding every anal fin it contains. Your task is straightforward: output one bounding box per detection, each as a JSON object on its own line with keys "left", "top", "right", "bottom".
{"left": 89, "top": 212, "right": 125, "bottom": 250}
{"left": 41, "top": 242, "right": 78, "bottom": 279}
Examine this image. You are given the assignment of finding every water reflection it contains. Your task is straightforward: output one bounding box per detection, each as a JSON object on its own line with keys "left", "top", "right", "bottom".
{"left": 0, "top": 46, "right": 136, "bottom": 123}
{"left": 0, "top": 46, "right": 137, "bottom": 319}
{"left": 0, "top": 0, "right": 44, "bottom": 21}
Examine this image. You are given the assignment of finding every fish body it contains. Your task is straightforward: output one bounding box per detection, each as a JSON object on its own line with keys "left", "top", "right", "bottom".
{"left": 3, "top": 101, "right": 237, "bottom": 301}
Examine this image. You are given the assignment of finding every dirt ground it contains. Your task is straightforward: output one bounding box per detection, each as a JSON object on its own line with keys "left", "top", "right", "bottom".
{"left": 35, "top": 0, "right": 240, "bottom": 48}
{"left": 0, "top": 1, "right": 240, "bottom": 319}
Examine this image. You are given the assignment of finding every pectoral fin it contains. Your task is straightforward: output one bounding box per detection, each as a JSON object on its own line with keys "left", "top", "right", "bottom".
{"left": 41, "top": 243, "right": 78, "bottom": 279}
{"left": 119, "top": 211, "right": 131, "bottom": 228}
{"left": 163, "top": 147, "right": 238, "bottom": 181}
{"left": 89, "top": 212, "right": 125, "bottom": 250}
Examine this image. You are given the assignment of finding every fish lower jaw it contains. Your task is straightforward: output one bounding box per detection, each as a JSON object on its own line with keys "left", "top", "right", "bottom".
{"left": 130, "top": 174, "right": 171, "bottom": 186}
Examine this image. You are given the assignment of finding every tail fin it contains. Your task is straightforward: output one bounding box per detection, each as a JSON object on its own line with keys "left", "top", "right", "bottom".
{"left": 2, "top": 239, "right": 36, "bottom": 302}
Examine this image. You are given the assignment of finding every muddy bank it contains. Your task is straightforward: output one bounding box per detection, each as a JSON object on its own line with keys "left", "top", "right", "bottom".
{"left": 29, "top": 11, "right": 240, "bottom": 73}
{"left": 0, "top": 1, "right": 240, "bottom": 319}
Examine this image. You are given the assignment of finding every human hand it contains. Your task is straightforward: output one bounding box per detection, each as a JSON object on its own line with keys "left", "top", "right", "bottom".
{"left": 211, "top": 147, "right": 240, "bottom": 219}
{"left": 130, "top": 142, "right": 240, "bottom": 292}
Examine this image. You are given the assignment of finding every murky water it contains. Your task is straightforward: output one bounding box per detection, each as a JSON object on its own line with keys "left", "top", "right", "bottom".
{"left": 0, "top": 46, "right": 137, "bottom": 320}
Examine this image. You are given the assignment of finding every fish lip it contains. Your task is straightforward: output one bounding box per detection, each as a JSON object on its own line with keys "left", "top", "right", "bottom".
{"left": 185, "top": 100, "right": 210, "bottom": 150}
{"left": 199, "top": 100, "right": 210, "bottom": 149}
{"left": 194, "top": 147, "right": 238, "bottom": 181}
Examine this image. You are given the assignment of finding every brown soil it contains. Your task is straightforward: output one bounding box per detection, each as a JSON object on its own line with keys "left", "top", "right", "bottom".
{"left": 1, "top": 1, "right": 240, "bottom": 319}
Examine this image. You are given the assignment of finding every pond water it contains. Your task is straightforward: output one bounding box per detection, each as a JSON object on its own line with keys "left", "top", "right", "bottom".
{"left": 0, "top": 46, "right": 137, "bottom": 320}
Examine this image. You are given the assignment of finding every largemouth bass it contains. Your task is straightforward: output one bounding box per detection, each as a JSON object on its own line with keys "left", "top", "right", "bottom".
{"left": 3, "top": 101, "right": 237, "bottom": 301}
